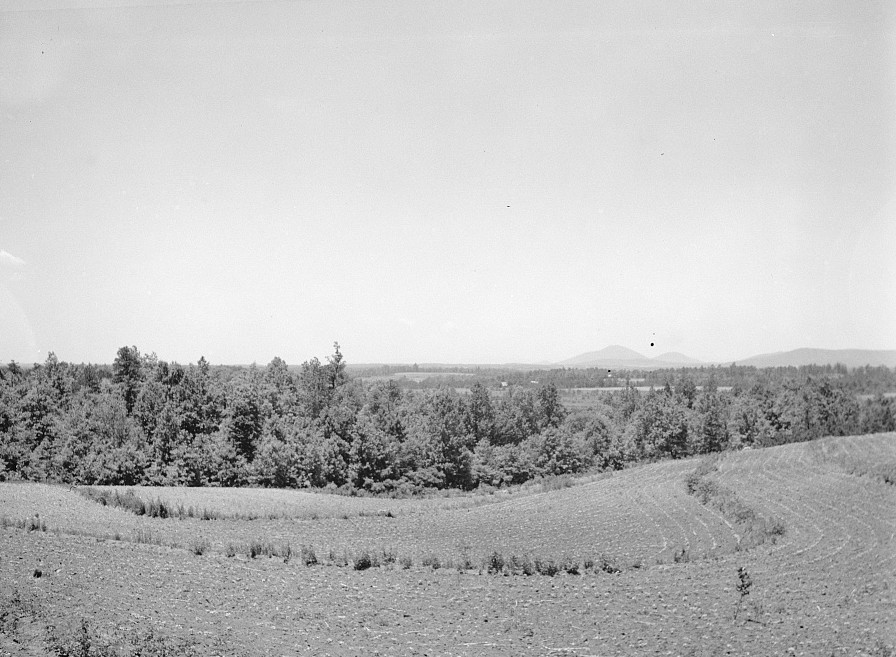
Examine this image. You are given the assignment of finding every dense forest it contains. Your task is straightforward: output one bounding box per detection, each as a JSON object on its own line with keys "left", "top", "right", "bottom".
{"left": 1, "top": 344, "right": 894, "bottom": 493}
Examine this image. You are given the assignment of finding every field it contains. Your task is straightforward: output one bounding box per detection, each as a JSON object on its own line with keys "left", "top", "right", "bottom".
{"left": 1, "top": 434, "right": 894, "bottom": 656}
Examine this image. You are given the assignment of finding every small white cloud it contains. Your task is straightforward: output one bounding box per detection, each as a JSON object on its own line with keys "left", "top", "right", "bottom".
{"left": 0, "top": 250, "right": 26, "bottom": 269}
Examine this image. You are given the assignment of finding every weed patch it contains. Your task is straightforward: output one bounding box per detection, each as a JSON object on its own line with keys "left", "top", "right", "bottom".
{"left": 686, "top": 457, "right": 785, "bottom": 551}
{"left": 300, "top": 545, "right": 318, "bottom": 566}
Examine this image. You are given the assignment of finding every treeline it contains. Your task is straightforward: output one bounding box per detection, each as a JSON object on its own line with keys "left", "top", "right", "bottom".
{"left": 0, "top": 345, "right": 893, "bottom": 493}
{"left": 357, "top": 363, "right": 896, "bottom": 395}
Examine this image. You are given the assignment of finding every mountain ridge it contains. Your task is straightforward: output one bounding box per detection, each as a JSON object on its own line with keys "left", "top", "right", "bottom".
{"left": 556, "top": 346, "right": 895, "bottom": 370}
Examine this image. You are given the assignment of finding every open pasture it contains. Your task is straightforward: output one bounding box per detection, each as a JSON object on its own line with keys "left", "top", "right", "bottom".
{"left": 1, "top": 433, "right": 894, "bottom": 656}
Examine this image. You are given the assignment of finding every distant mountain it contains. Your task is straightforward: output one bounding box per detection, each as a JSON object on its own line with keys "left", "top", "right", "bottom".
{"left": 652, "top": 351, "right": 702, "bottom": 364}
{"left": 558, "top": 345, "right": 703, "bottom": 369}
{"left": 735, "top": 348, "right": 896, "bottom": 369}
{"left": 557, "top": 344, "right": 650, "bottom": 369}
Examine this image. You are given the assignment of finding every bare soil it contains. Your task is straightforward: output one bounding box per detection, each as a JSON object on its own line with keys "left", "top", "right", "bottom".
{"left": 1, "top": 433, "right": 894, "bottom": 656}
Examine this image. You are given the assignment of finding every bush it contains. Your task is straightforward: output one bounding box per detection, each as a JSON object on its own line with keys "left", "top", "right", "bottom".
{"left": 191, "top": 539, "right": 210, "bottom": 556}
{"left": 485, "top": 551, "right": 505, "bottom": 574}
{"left": 598, "top": 555, "right": 620, "bottom": 574}
{"left": 27, "top": 515, "right": 46, "bottom": 532}
{"left": 421, "top": 554, "right": 441, "bottom": 570}
{"left": 300, "top": 545, "right": 318, "bottom": 566}
{"left": 133, "top": 529, "right": 162, "bottom": 545}
{"left": 509, "top": 554, "right": 535, "bottom": 576}
{"left": 534, "top": 557, "right": 558, "bottom": 577}
{"left": 246, "top": 540, "right": 275, "bottom": 559}
{"left": 686, "top": 459, "right": 785, "bottom": 551}
{"left": 561, "top": 558, "right": 580, "bottom": 575}
{"left": 673, "top": 547, "right": 690, "bottom": 563}
{"left": 353, "top": 551, "right": 371, "bottom": 570}
{"left": 399, "top": 555, "right": 413, "bottom": 569}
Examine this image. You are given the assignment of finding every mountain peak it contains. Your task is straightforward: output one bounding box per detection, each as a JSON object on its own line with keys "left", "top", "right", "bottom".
{"left": 560, "top": 345, "right": 647, "bottom": 366}
{"left": 652, "top": 351, "right": 702, "bottom": 364}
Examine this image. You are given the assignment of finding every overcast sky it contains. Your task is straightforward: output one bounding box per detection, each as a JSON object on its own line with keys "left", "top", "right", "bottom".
{"left": 1, "top": 0, "right": 894, "bottom": 366}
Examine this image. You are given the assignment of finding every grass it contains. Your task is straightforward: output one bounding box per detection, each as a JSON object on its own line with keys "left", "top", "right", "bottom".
{"left": 686, "top": 457, "right": 786, "bottom": 551}
{"left": 78, "top": 487, "right": 228, "bottom": 521}
{"left": 0, "top": 586, "right": 213, "bottom": 657}
{"left": 0, "top": 515, "right": 47, "bottom": 532}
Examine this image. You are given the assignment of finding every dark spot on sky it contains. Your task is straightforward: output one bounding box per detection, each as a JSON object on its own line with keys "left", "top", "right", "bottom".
{"left": 650, "top": 342, "right": 655, "bottom": 347}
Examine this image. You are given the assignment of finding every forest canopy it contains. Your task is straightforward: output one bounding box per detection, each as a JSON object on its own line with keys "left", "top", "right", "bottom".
{"left": 1, "top": 344, "right": 893, "bottom": 493}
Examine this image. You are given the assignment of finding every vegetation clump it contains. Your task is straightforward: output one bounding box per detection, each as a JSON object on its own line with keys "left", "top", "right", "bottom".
{"left": 2, "top": 345, "right": 891, "bottom": 496}
{"left": 686, "top": 458, "right": 786, "bottom": 550}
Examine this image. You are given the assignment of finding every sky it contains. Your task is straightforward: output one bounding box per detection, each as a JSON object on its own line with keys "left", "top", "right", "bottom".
{"left": 1, "top": 0, "right": 894, "bottom": 366}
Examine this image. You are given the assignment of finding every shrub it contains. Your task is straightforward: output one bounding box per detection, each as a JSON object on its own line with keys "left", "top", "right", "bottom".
{"left": 246, "top": 540, "right": 275, "bottom": 559}
{"left": 27, "top": 515, "right": 46, "bottom": 532}
{"left": 200, "top": 507, "right": 220, "bottom": 521}
{"left": 534, "top": 557, "right": 558, "bottom": 577}
{"left": 399, "top": 555, "right": 413, "bottom": 569}
{"left": 686, "top": 459, "right": 785, "bottom": 551}
{"left": 733, "top": 566, "right": 753, "bottom": 620}
{"left": 598, "top": 555, "right": 620, "bottom": 574}
{"left": 456, "top": 552, "right": 475, "bottom": 572}
{"left": 511, "top": 554, "right": 535, "bottom": 576}
{"left": 191, "top": 539, "right": 210, "bottom": 556}
{"left": 224, "top": 543, "right": 237, "bottom": 558}
{"left": 485, "top": 551, "right": 505, "bottom": 574}
{"left": 380, "top": 547, "right": 397, "bottom": 565}
{"left": 354, "top": 550, "right": 373, "bottom": 570}
{"left": 673, "top": 547, "right": 690, "bottom": 563}
{"left": 421, "top": 554, "right": 441, "bottom": 570}
{"left": 145, "top": 498, "right": 170, "bottom": 519}
{"left": 300, "top": 545, "right": 318, "bottom": 566}
{"left": 0, "top": 588, "right": 35, "bottom": 634}
{"left": 133, "top": 529, "right": 162, "bottom": 546}
{"left": 561, "top": 558, "right": 580, "bottom": 575}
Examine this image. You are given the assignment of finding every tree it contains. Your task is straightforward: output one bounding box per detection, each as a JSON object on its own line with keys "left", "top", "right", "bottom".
{"left": 493, "top": 387, "right": 540, "bottom": 445}
{"left": 692, "top": 389, "right": 729, "bottom": 454}
{"left": 629, "top": 390, "right": 691, "bottom": 459}
{"left": 404, "top": 388, "right": 476, "bottom": 489}
{"left": 298, "top": 358, "right": 329, "bottom": 418}
{"left": 466, "top": 382, "right": 496, "bottom": 443}
{"left": 536, "top": 383, "right": 566, "bottom": 429}
{"left": 224, "top": 368, "right": 269, "bottom": 461}
{"left": 112, "top": 346, "right": 143, "bottom": 414}
{"left": 326, "top": 342, "right": 348, "bottom": 390}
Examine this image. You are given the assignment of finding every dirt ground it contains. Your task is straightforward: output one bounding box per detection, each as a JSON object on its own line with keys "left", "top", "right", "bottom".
{"left": 1, "top": 434, "right": 894, "bottom": 656}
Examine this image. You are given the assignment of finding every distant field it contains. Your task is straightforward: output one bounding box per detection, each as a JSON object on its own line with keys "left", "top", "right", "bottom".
{"left": 1, "top": 433, "right": 894, "bottom": 656}
{"left": 358, "top": 371, "right": 477, "bottom": 383}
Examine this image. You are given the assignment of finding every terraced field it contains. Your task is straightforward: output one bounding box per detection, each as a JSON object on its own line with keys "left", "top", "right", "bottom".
{"left": 1, "top": 433, "right": 894, "bottom": 656}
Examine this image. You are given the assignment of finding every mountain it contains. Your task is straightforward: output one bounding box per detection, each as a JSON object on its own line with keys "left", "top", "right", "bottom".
{"left": 559, "top": 345, "right": 649, "bottom": 369}
{"left": 735, "top": 348, "right": 896, "bottom": 369}
{"left": 558, "top": 345, "right": 703, "bottom": 369}
{"left": 652, "top": 351, "right": 702, "bottom": 364}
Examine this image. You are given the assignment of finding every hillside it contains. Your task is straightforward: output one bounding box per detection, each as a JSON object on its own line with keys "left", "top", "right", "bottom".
{"left": 1, "top": 433, "right": 894, "bottom": 656}
{"left": 559, "top": 345, "right": 704, "bottom": 369}
{"left": 651, "top": 351, "right": 703, "bottom": 364}
{"left": 736, "top": 348, "right": 896, "bottom": 368}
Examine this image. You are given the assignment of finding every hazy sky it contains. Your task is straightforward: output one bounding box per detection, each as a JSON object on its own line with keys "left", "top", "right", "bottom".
{"left": 1, "top": 0, "right": 894, "bottom": 366}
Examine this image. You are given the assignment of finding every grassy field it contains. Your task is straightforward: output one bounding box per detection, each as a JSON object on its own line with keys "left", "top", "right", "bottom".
{"left": 1, "top": 433, "right": 894, "bottom": 656}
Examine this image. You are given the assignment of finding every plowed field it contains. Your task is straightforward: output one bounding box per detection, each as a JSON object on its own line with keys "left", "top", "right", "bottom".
{"left": 1, "top": 433, "right": 894, "bottom": 656}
